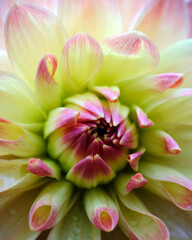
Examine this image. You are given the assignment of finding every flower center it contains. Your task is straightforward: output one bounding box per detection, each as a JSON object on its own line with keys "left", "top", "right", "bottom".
{"left": 45, "top": 93, "right": 138, "bottom": 188}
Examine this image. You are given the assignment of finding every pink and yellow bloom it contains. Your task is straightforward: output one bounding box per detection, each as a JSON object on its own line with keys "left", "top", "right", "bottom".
{"left": 0, "top": 0, "right": 192, "bottom": 239}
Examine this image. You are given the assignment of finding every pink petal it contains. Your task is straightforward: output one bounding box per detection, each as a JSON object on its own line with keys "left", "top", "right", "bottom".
{"left": 134, "top": 106, "right": 154, "bottom": 128}
{"left": 92, "top": 86, "right": 120, "bottom": 103}
{"left": 126, "top": 173, "right": 148, "bottom": 194}
{"left": 27, "top": 158, "right": 53, "bottom": 178}
{"left": 66, "top": 154, "right": 115, "bottom": 188}
{"left": 127, "top": 149, "right": 145, "bottom": 170}
{"left": 136, "top": 0, "right": 190, "bottom": 49}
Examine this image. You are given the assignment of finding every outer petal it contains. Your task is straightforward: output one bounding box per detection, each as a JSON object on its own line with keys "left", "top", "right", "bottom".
{"left": 48, "top": 201, "right": 101, "bottom": 240}
{"left": 0, "top": 50, "right": 14, "bottom": 72}
{"left": 35, "top": 54, "right": 61, "bottom": 112}
{"left": 84, "top": 188, "right": 119, "bottom": 232}
{"left": 0, "top": 118, "right": 46, "bottom": 157}
{"left": 29, "top": 180, "right": 74, "bottom": 231}
{"left": 116, "top": 192, "right": 169, "bottom": 240}
{"left": 58, "top": 0, "right": 122, "bottom": 40}
{"left": 0, "top": 188, "right": 41, "bottom": 240}
{"left": 154, "top": 39, "right": 192, "bottom": 88}
{"left": 139, "top": 190, "right": 192, "bottom": 240}
{"left": 140, "top": 162, "right": 192, "bottom": 210}
{"left": 0, "top": 72, "right": 45, "bottom": 129}
{"left": 95, "top": 31, "right": 159, "bottom": 85}
{"left": 135, "top": 0, "right": 190, "bottom": 50}
{"left": 5, "top": 2, "right": 67, "bottom": 88}
{"left": 61, "top": 33, "right": 103, "bottom": 93}
{"left": 117, "top": 0, "right": 157, "bottom": 31}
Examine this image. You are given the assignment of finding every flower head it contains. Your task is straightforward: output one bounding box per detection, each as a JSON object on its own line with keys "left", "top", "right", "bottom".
{"left": 0, "top": 0, "right": 192, "bottom": 239}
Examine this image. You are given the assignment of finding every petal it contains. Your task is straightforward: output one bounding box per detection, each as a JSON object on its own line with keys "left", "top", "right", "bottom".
{"left": 147, "top": 88, "right": 192, "bottom": 124}
{"left": 114, "top": 172, "right": 147, "bottom": 195}
{"left": 0, "top": 159, "right": 43, "bottom": 194}
{"left": 117, "top": 192, "right": 169, "bottom": 240}
{"left": 139, "top": 190, "right": 192, "bottom": 240}
{"left": 0, "top": 50, "right": 14, "bottom": 72}
{"left": 0, "top": 188, "right": 41, "bottom": 240}
{"left": 92, "top": 86, "right": 120, "bottom": 102}
{"left": 47, "top": 201, "right": 101, "bottom": 240}
{"left": 84, "top": 188, "right": 119, "bottom": 232}
{"left": 136, "top": 0, "right": 190, "bottom": 50}
{"left": 154, "top": 39, "right": 192, "bottom": 88}
{"left": 127, "top": 149, "right": 145, "bottom": 170}
{"left": 120, "top": 73, "right": 184, "bottom": 108}
{"left": 44, "top": 107, "right": 79, "bottom": 138}
{"left": 27, "top": 158, "right": 61, "bottom": 179}
{"left": 0, "top": 118, "right": 46, "bottom": 157}
{"left": 140, "top": 162, "right": 192, "bottom": 210}
{"left": 58, "top": 0, "right": 122, "bottom": 40}
{"left": 35, "top": 54, "right": 61, "bottom": 112}
{"left": 117, "top": 0, "right": 156, "bottom": 31}
{"left": 0, "top": 72, "right": 45, "bottom": 129}
{"left": 29, "top": 180, "right": 74, "bottom": 231}
{"left": 133, "top": 105, "right": 154, "bottom": 128}
{"left": 140, "top": 129, "right": 181, "bottom": 156}
{"left": 5, "top": 2, "right": 67, "bottom": 88}
{"left": 61, "top": 33, "right": 103, "bottom": 92}
{"left": 66, "top": 155, "right": 115, "bottom": 189}
{"left": 95, "top": 31, "right": 160, "bottom": 85}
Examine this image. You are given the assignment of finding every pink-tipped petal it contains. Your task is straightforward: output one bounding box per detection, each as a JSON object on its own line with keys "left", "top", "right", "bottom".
{"left": 92, "top": 207, "right": 118, "bottom": 232}
{"left": 140, "top": 130, "right": 181, "bottom": 157}
{"left": 96, "top": 31, "right": 160, "bottom": 85}
{"left": 44, "top": 108, "right": 79, "bottom": 138}
{"left": 140, "top": 162, "right": 192, "bottom": 210}
{"left": 0, "top": 118, "right": 45, "bottom": 157}
{"left": 66, "top": 93, "right": 104, "bottom": 118}
{"left": 126, "top": 173, "right": 148, "bottom": 194}
{"left": 66, "top": 155, "right": 115, "bottom": 189}
{"left": 119, "top": 125, "right": 138, "bottom": 149}
{"left": 5, "top": 2, "right": 67, "bottom": 89}
{"left": 29, "top": 181, "right": 74, "bottom": 231}
{"left": 117, "top": 192, "right": 170, "bottom": 240}
{"left": 35, "top": 54, "right": 61, "bottom": 112}
{"left": 164, "top": 135, "right": 181, "bottom": 155}
{"left": 134, "top": 106, "right": 154, "bottom": 128}
{"left": 127, "top": 149, "right": 145, "bottom": 170}
{"left": 61, "top": 33, "right": 103, "bottom": 89}
{"left": 92, "top": 86, "right": 120, "bottom": 103}
{"left": 58, "top": 0, "right": 122, "bottom": 40}
{"left": 28, "top": 158, "right": 53, "bottom": 177}
{"left": 84, "top": 188, "right": 119, "bottom": 232}
{"left": 136, "top": 0, "right": 190, "bottom": 50}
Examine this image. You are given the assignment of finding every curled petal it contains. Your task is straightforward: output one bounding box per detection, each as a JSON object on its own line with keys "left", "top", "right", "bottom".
{"left": 61, "top": 33, "right": 103, "bottom": 90}
{"left": 133, "top": 105, "right": 154, "bottom": 128}
{"left": 114, "top": 172, "right": 147, "bottom": 195}
{"left": 66, "top": 155, "right": 115, "bottom": 189}
{"left": 127, "top": 149, "right": 145, "bottom": 170}
{"left": 84, "top": 188, "right": 119, "bottom": 232}
{"left": 35, "top": 54, "right": 61, "bottom": 112}
{"left": 5, "top": 2, "right": 67, "bottom": 88}
{"left": 47, "top": 201, "right": 100, "bottom": 240}
{"left": 0, "top": 118, "right": 46, "bottom": 157}
{"left": 117, "top": 192, "right": 169, "bottom": 240}
{"left": 27, "top": 158, "right": 61, "bottom": 179}
{"left": 58, "top": 0, "right": 122, "bottom": 40}
{"left": 140, "top": 162, "right": 192, "bottom": 210}
{"left": 96, "top": 31, "right": 160, "bottom": 85}
{"left": 29, "top": 181, "right": 74, "bottom": 231}
{"left": 92, "top": 86, "right": 120, "bottom": 103}
{"left": 140, "top": 130, "right": 181, "bottom": 156}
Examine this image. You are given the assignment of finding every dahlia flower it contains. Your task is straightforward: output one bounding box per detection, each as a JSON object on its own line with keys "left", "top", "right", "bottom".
{"left": 0, "top": 0, "right": 192, "bottom": 239}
